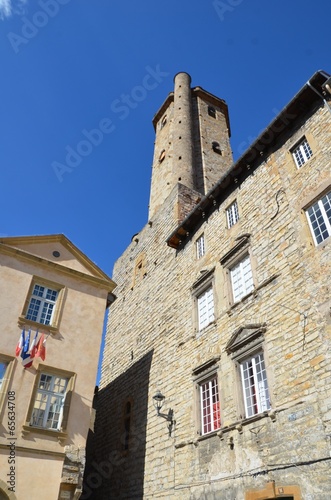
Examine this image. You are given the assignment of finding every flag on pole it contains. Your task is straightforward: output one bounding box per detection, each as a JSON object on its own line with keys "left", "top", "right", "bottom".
{"left": 29, "top": 330, "right": 39, "bottom": 359}
{"left": 21, "top": 329, "right": 33, "bottom": 368}
{"left": 20, "top": 329, "right": 30, "bottom": 359}
{"left": 35, "top": 333, "right": 46, "bottom": 361}
{"left": 15, "top": 328, "right": 25, "bottom": 356}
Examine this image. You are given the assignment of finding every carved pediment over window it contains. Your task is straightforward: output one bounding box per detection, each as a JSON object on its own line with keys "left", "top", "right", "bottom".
{"left": 191, "top": 267, "right": 215, "bottom": 290}
{"left": 226, "top": 323, "right": 266, "bottom": 357}
{"left": 220, "top": 234, "right": 251, "bottom": 266}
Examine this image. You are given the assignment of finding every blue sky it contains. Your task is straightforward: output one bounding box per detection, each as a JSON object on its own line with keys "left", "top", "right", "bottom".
{"left": 1, "top": 0, "right": 330, "bottom": 380}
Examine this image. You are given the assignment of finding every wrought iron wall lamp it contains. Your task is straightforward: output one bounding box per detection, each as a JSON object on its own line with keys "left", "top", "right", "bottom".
{"left": 153, "top": 391, "right": 175, "bottom": 436}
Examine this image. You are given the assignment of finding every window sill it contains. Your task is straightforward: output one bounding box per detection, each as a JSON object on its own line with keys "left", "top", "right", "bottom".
{"left": 313, "top": 235, "right": 331, "bottom": 249}
{"left": 197, "top": 320, "right": 216, "bottom": 336}
{"left": 227, "top": 273, "right": 279, "bottom": 313}
{"left": 176, "top": 410, "right": 277, "bottom": 449}
{"left": 18, "top": 316, "right": 59, "bottom": 335}
{"left": 22, "top": 424, "right": 67, "bottom": 444}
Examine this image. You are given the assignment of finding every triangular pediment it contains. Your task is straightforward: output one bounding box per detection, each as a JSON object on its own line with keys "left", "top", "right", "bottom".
{"left": 226, "top": 323, "right": 266, "bottom": 354}
{"left": 0, "top": 234, "right": 114, "bottom": 286}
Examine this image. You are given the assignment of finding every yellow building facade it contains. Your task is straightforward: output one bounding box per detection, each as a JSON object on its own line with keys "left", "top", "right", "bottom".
{"left": 0, "top": 235, "right": 115, "bottom": 500}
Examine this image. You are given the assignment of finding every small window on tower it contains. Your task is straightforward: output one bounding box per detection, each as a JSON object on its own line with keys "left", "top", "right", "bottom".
{"left": 161, "top": 115, "right": 167, "bottom": 129}
{"left": 159, "top": 149, "right": 166, "bottom": 163}
{"left": 132, "top": 253, "right": 147, "bottom": 288}
{"left": 212, "top": 142, "right": 222, "bottom": 155}
{"left": 208, "top": 106, "right": 216, "bottom": 119}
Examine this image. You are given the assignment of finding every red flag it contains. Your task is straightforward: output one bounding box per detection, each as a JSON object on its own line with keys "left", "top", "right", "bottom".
{"left": 29, "top": 330, "right": 39, "bottom": 359}
{"left": 35, "top": 333, "right": 46, "bottom": 361}
{"left": 15, "top": 328, "right": 25, "bottom": 356}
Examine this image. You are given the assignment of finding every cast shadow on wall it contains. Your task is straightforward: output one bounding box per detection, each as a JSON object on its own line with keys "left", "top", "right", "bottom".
{"left": 82, "top": 350, "right": 154, "bottom": 499}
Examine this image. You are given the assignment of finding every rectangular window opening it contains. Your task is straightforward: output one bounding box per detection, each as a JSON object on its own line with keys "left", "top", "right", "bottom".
{"left": 26, "top": 284, "right": 59, "bottom": 325}
{"left": 292, "top": 137, "right": 313, "bottom": 168}
{"left": 200, "top": 376, "right": 221, "bottom": 435}
{"left": 196, "top": 234, "right": 205, "bottom": 259}
{"left": 240, "top": 352, "right": 270, "bottom": 418}
{"left": 306, "top": 190, "right": 331, "bottom": 245}
{"left": 226, "top": 201, "right": 239, "bottom": 228}
{"left": 197, "top": 286, "right": 214, "bottom": 330}
{"left": 230, "top": 255, "right": 254, "bottom": 302}
{"left": 30, "top": 373, "right": 68, "bottom": 430}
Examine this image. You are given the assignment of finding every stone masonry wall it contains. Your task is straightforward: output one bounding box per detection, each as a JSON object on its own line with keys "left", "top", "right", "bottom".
{"left": 96, "top": 102, "right": 331, "bottom": 499}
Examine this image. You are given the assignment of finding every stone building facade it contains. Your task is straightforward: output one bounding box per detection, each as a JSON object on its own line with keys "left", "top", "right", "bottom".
{"left": 86, "top": 71, "right": 331, "bottom": 499}
{"left": 0, "top": 234, "right": 115, "bottom": 500}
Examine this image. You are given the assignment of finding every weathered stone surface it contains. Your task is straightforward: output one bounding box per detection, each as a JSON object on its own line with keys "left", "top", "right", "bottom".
{"left": 88, "top": 73, "right": 331, "bottom": 499}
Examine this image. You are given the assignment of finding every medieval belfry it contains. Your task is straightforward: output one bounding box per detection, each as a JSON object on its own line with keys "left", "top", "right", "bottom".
{"left": 84, "top": 71, "right": 331, "bottom": 499}
{"left": 149, "top": 72, "right": 232, "bottom": 219}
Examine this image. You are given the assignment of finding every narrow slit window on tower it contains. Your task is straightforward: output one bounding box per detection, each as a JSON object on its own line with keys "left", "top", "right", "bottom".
{"left": 212, "top": 142, "right": 222, "bottom": 155}
{"left": 158, "top": 149, "right": 166, "bottom": 163}
{"left": 160, "top": 115, "right": 167, "bottom": 129}
{"left": 208, "top": 106, "right": 216, "bottom": 119}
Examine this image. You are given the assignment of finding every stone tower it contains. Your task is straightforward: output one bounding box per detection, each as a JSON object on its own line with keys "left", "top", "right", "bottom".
{"left": 85, "top": 70, "right": 331, "bottom": 499}
{"left": 148, "top": 72, "right": 233, "bottom": 220}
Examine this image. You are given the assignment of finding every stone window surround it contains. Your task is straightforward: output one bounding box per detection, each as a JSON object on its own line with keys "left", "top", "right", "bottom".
{"left": 191, "top": 268, "right": 216, "bottom": 334}
{"left": 195, "top": 233, "right": 205, "bottom": 259}
{"left": 226, "top": 324, "right": 272, "bottom": 421}
{"left": 0, "top": 354, "right": 16, "bottom": 418}
{"left": 287, "top": 130, "right": 317, "bottom": 172}
{"left": 22, "top": 364, "right": 76, "bottom": 444}
{"left": 220, "top": 235, "right": 256, "bottom": 307}
{"left": 291, "top": 135, "right": 313, "bottom": 168}
{"left": 300, "top": 182, "right": 331, "bottom": 248}
{"left": 192, "top": 356, "right": 221, "bottom": 437}
{"left": 18, "top": 276, "right": 66, "bottom": 334}
{"left": 226, "top": 199, "right": 240, "bottom": 229}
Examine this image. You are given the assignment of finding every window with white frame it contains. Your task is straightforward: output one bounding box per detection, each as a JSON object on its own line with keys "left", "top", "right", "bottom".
{"left": 226, "top": 201, "right": 239, "bottom": 228}
{"left": 197, "top": 287, "right": 214, "bottom": 330}
{"left": 292, "top": 137, "right": 313, "bottom": 168}
{"left": 26, "top": 283, "right": 59, "bottom": 325}
{"left": 196, "top": 234, "right": 205, "bottom": 259}
{"left": 30, "top": 373, "right": 68, "bottom": 430}
{"left": 226, "top": 324, "right": 271, "bottom": 421}
{"left": 306, "top": 190, "right": 331, "bottom": 245}
{"left": 199, "top": 376, "right": 221, "bottom": 435}
{"left": 230, "top": 254, "right": 254, "bottom": 302}
{"left": 240, "top": 352, "right": 270, "bottom": 417}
